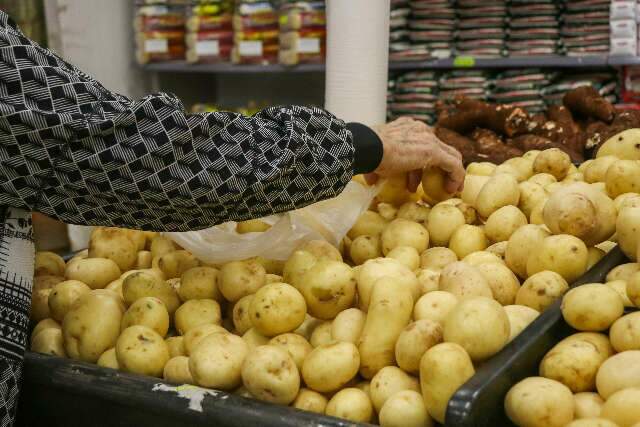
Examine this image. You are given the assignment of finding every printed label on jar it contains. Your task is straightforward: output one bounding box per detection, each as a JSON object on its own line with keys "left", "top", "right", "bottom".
{"left": 144, "top": 38, "right": 169, "bottom": 54}
{"left": 239, "top": 40, "right": 263, "bottom": 56}
{"left": 196, "top": 40, "right": 220, "bottom": 56}
{"left": 297, "top": 37, "right": 320, "bottom": 54}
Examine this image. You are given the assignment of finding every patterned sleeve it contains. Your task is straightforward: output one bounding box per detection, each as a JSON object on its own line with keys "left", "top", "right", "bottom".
{"left": 0, "top": 12, "right": 355, "bottom": 232}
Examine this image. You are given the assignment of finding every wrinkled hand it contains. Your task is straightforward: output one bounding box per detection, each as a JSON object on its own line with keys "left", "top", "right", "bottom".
{"left": 365, "top": 117, "right": 465, "bottom": 193}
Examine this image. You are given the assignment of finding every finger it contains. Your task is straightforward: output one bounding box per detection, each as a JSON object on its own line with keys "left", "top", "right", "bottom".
{"left": 364, "top": 173, "right": 379, "bottom": 186}
{"left": 442, "top": 157, "right": 466, "bottom": 193}
{"left": 406, "top": 169, "right": 421, "bottom": 193}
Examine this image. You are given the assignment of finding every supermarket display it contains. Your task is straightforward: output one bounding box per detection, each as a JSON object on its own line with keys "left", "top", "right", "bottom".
{"left": 562, "top": 0, "right": 611, "bottom": 57}
{"left": 185, "top": 1, "right": 234, "bottom": 63}
{"left": 507, "top": 1, "right": 560, "bottom": 57}
{"left": 135, "top": 1, "right": 187, "bottom": 64}
{"left": 231, "top": 0, "right": 279, "bottom": 64}
{"left": 456, "top": 0, "right": 507, "bottom": 59}
{"left": 278, "top": 1, "right": 325, "bottom": 65}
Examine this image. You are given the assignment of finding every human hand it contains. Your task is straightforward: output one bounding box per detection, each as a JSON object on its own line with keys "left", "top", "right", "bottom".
{"left": 365, "top": 117, "right": 465, "bottom": 193}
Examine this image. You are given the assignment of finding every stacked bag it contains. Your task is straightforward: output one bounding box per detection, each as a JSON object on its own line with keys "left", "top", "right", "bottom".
{"left": 609, "top": 0, "right": 639, "bottom": 56}
{"left": 185, "top": 0, "right": 234, "bottom": 63}
{"left": 388, "top": 71, "right": 440, "bottom": 124}
{"left": 408, "top": 0, "right": 456, "bottom": 59}
{"left": 232, "top": 0, "right": 279, "bottom": 64}
{"left": 490, "top": 69, "right": 554, "bottom": 113}
{"left": 507, "top": 0, "right": 560, "bottom": 57}
{"left": 456, "top": 0, "right": 507, "bottom": 58}
{"left": 561, "top": 0, "right": 611, "bottom": 57}
{"left": 135, "top": 0, "right": 187, "bottom": 64}
{"left": 389, "top": 0, "right": 414, "bottom": 62}
{"left": 278, "top": 1, "right": 326, "bottom": 66}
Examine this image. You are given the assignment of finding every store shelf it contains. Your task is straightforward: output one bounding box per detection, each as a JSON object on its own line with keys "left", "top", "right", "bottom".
{"left": 141, "top": 55, "right": 640, "bottom": 74}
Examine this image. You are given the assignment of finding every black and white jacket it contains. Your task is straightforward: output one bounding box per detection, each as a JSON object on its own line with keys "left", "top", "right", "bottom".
{"left": 0, "top": 10, "right": 382, "bottom": 426}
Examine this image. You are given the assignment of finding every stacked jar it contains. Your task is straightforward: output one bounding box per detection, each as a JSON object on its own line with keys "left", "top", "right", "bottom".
{"left": 185, "top": 0, "right": 234, "bottom": 63}
{"left": 135, "top": 0, "right": 187, "bottom": 64}
{"left": 278, "top": 1, "right": 326, "bottom": 66}
{"left": 232, "top": 1, "right": 279, "bottom": 65}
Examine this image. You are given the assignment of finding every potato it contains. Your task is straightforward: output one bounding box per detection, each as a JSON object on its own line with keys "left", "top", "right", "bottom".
{"left": 596, "top": 350, "right": 640, "bottom": 399}
{"left": 629, "top": 272, "right": 640, "bottom": 307}
{"left": 97, "top": 347, "right": 119, "bottom": 370}
{"left": 615, "top": 193, "right": 640, "bottom": 213}
{"left": 584, "top": 155, "right": 619, "bottom": 183}
{"left": 64, "top": 258, "right": 121, "bottom": 290}
{"left": 297, "top": 240, "right": 342, "bottom": 262}
{"left": 486, "top": 241, "right": 508, "bottom": 261}
{"left": 461, "top": 174, "right": 490, "bottom": 206}
{"left": 88, "top": 228, "right": 137, "bottom": 271}
{"left": 30, "top": 327, "right": 66, "bottom": 357}
{"left": 413, "top": 291, "right": 458, "bottom": 325}
{"left": 166, "top": 336, "right": 185, "bottom": 358}
{"left": 325, "top": 388, "right": 373, "bottom": 423}
{"left": 420, "top": 248, "right": 456, "bottom": 271}
{"left": 63, "top": 291, "right": 123, "bottom": 362}
{"left": 231, "top": 295, "right": 254, "bottom": 335}
{"left": 516, "top": 271, "right": 569, "bottom": 312}
{"left": 505, "top": 157, "right": 535, "bottom": 181}
{"left": 377, "top": 175, "right": 412, "bottom": 206}
{"left": 153, "top": 250, "right": 199, "bottom": 280}
{"left": 120, "top": 268, "right": 165, "bottom": 282}
{"left": 309, "top": 321, "right": 334, "bottom": 347}
{"left": 476, "top": 173, "right": 520, "bottom": 219}
{"left": 190, "top": 332, "right": 247, "bottom": 390}
{"left": 47, "top": 280, "right": 91, "bottom": 322}
{"left": 504, "top": 304, "right": 539, "bottom": 342}
{"left": 358, "top": 277, "right": 413, "bottom": 378}
{"left": 121, "top": 296, "right": 170, "bottom": 337}
{"left": 564, "top": 332, "right": 615, "bottom": 360}
{"left": 527, "top": 235, "right": 589, "bottom": 283}
{"left": 395, "top": 319, "right": 443, "bottom": 374}
{"left": 116, "top": 325, "right": 169, "bottom": 377}
{"left": 426, "top": 204, "right": 466, "bottom": 247}
{"left": 420, "top": 342, "right": 475, "bottom": 423}
{"left": 241, "top": 327, "right": 271, "bottom": 350}
{"left": 134, "top": 251, "right": 151, "bottom": 269}
{"left": 506, "top": 224, "right": 550, "bottom": 279}
{"left": 416, "top": 269, "right": 440, "bottom": 295}
{"left": 381, "top": 219, "right": 429, "bottom": 256}
{"left": 386, "top": 246, "right": 420, "bottom": 271}
{"left": 564, "top": 172, "right": 585, "bottom": 183}
{"left": 606, "top": 280, "right": 634, "bottom": 307}
{"left": 600, "top": 388, "right": 640, "bottom": 427}
{"left": 607, "top": 263, "right": 640, "bottom": 282}
{"left": 174, "top": 299, "right": 221, "bottom": 335}
{"left": 149, "top": 235, "right": 177, "bottom": 259}
{"left": 241, "top": 345, "right": 300, "bottom": 404}
{"left": 597, "top": 128, "right": 640, "bottom": 160}
{"left": 483, "top": 206, "right": 528, "bottom": 244}
{"left": 163, "top": 356, "right": 194, "bottom": 384}
{"left": 397, "top": 202, "right": 430, "bottom": 225}
{"left": 266, "top": 333, "right": 311, "bottom": 372}
{"left": 31, "top": 318, "right": 61, "bottom": 342}
{"left": 178, "top": 266, "right": 222, "bottom": 302}
{"left": 448, "top": 224, "right": 487, "bottom": 259}
{"left": 35, "top": 252, "right": 65, "bottom": 277}
{"left": 561, "top": 284, "right": 624, "bottom": 331}
{"left": 298, "top": 260, "right": 355, "bottom": 320}
{"left": 518, "top": 182, "right": 548, "bottom": 219}
{"left": 439, "top": 261, "right": 493, "bottom": 299}
{"left": 476, "top": 262, "right": 520, "bottom": 306}
{"left": 377, "top": 202, "right": 398, "bottom": 221}
{"left": 605, "top": 160, "right": 640, "bottom": 198}
{"left": 122, "top": 271, "right": 180, "bottom": 315}
{"left": 349, "top": 235, "right": 382, "bottom": 265}
{"left": 574, "top": 392, "right": 604, "bottom": 419}
{"left": 369, "top": 366, "right": 420, "bottom": 413}
{"left": 540, "top": 336, "right": 609, "bottom": 392}
{"left": 587, "top": 247, "right": 606, "bottom": 270}
{"left": 282, "top": 250, "right": 317, "bottom": 290}
{"left": 494, "top": 163, "right": 522, "bottom": 181}
{"left": 356, "top": 258, "right": 419, "bottom": 310}
{"left": 453, "top": 201, "right": 477, "bottom": 225}
{"left": 378, "top": 390, "right": 432, "bottom": 427}
{"left": 292, "top": 388, "right": 327, "bottom": 414}
{"left": 467, "top": 162, "right": 496, "bottom": 176}
{"left": 529, "top": 173, "right": 558, "bottom": 187}
{"left": 348, "top": 211, "right": 387, "bottom": 239}
{"left": 443, "top": 296, "right": 510, "bottom": 361}
{"left": 505, "top": 377, "right": 574, "bottom": 427}
{"left": 532, "top": 148, "right": 571, "bottom": 180}
{"left": 183, "top": 323, "right": 228, "bottom": 355}
{"left": 579, "top": 159, "right": 594, "bottom": 173}
{"left": 529, "top": 201, "right": 547, "bottom": 225}
{"left": 236, "top": 219, "right": 271, "bottom": 234}
{"left": 610, "top": 312, "right": 640, "bottom": 352}
{"left": 331, "top": 308, "right": 365, "bottom": 344}
{"left": 248, "top": 282, "right": 306, "bottom": 337}
{"left": 421, "top": 167, "right": 453, "bottom": 203}
{"left": 251, "top": 256, "right": 284, "bottom": 276}
{"left": 219, "top": 259, "right": 266, "bottom": 302}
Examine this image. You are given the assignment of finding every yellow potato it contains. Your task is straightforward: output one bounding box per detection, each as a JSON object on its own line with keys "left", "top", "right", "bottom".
{"left": 494, "top": 163, "right": 522, "bottom": 181}
{"left": 163, "top": 356, "right": 194, "bottom": 385}
{"left": 97, "top": 347, "right": 119, "bottom": 370}
{"left": 516, "top": 271, "right": 569, "bottom": 312}
{"left": 420, "top": 247, "right": 458, "bottom": 271}
{"left": 607, "top": 263, "right": 640, "bottom": 282}
{"left": 467, "top": 162, "right": 496, "bottom": 176}
{"left": 486, "top": 241, "right": 508, "bottom": 261}
{"left": 561, "top": 284, "right": 624, "bottom": 331}
{"left": 596, "top": 350, "right": 640, "bottom": 399}
{"left": 377, "top": 202, "right": 398, "bottom": 221}
{"left": 121, "top": 296, "right": 170, "bottom": 336}
{"left": 629, "top": 271, "right": 640, "bottom": 306}
{"left": 241, "top": 345, "right": 299, "bottom": 404}
{"left": 309, "top": 321, "right": 335, "bottom": 347}
{"left": 165, "top": 336, "right": 185, "bottom": 358}
{"left": 48, "top": 280, "right": 91, "bottom": 322}
{"left": 379, "top": 391, "right": 433, "bottom": 427}
{"left": 178, "top": 266, "right": 222, "bottom": 302}
{"left": 413, "top": 291, "right": 458, "bottom": 325}
{"left": 219, "top": 259, "right": 266, "bottom": 302}
{"left": 526, "top": 235, "right": 589, "bottom": 283}
{"left": 302, "top": 341, "right": 360, "bottom": 393}
{"left": 574, "top": 392, "right": 604, "bottom": 419}
{"left": 122, "top": 271, "right": 180, "bottom": 315}
{"left": 476, "top": 173, "right": 520, "bottom": 219}
{"left": 397, "top": 201, "right": 430, "bottom": 225}
{"left": 426, "top": 204, "right": 466, "bottom": 247}
{"left": 150, "top": 235, "right": 177, "bottom": 259}
{"left": 232, "top": 294, "right": 254, "bottom": 335}
{"left": 439, "top": 261, "right": 493, "bottom": 299}
{"left": 518, "top": 181, "right": 548, "bottom": 219}
{"left": 448, "top": 224, "right": 487, "bottom": 259}
{"left": 331, "top": 308, "right": 366, "bottom": 344}
{"left": 606, "top": 280, "right": 634, "bottom": 307}
{"left": 533, "top": 148, "right": 572, "bottom": 180}
{"left": 377, "top": 175, "right": 412, "bottom": 206}
{"left": 584, "top": 155, "right": 619, "bottom": 183}
{"left": 395, "top": 319, "right": 442, "bottom": 374}
{"left": 120, "top": 268, "right": 165, "bottom": 282}
{"left": 116, "top": 325, "right": 169, "bottom": 377}
{"left": 88, "top": 228, "right": 137, "bottom": 271}
{"left": 297, "top": 240, "right": 342, "bottom": 262}
{"left": 461, "top": 174, "right": 490, "bottom": 206}
{"left": 600, "top": 388, "right": 640, "bottom": 427}
{"left": 30, "top": 327, "right": 66, "bottom": 357}
{"left": 416, "top": 269, "right": 440, "bottom": 295}
{"left": 65, "top": 258, "right": 121, "bottom": 290}
{"left": 443, "top": 296, "right": 510, "bottom": 361}
{"left": 485, "top": 206, "right": 529, "bottom": 243}
{"left": 325, "top": 388, "right": 373, "bottom": 423}
{"left": 153, "top": 250, "right": 199, "bottom": 279}
{"left": 35, "top": 251, "right": 65, "bottom": 277}
{"left": 299, "top": 260, "right": 355, "bottom": 320}
{"left": 422, "top": 167, "right": 454, "bottom": 203}
{"left": 236, "top": 219, "right": 271, "bottom": 234}
{"left": 358, "top": 277, "right": 413, "bottom": 379}
{"left": 251, "top": 256, "right": 284, "bottom": 276}
{"left": 183, "top": 323, "right": 228, "bottom": 355}
{"left": 356, "top": 258, "right": 418, "bottom": 311}
{"left": 174, "top": 299, "right": 221, "bottom": 335}
{"left": 368, "top": 366, "right": 420, "bottom": 413}
{"left": 597, "top": 128, "right": 640, "bottom": 160}
{"left": 348, "top": 211, "right": 388, "bottom": 239}
{"left": 241, "top": 327, "right": 270, "bottom": 350}
{"left": 505, "top": 224, "right": 550, "bottom": 279}
{"left": 292, "top": 388, "right": 328, "bottom": 414}
{"left": 476, "top": 262, "right": 520, "bottom": 306}
{"left": 268, "top": 333, "right": 312, "bottom": 371}
{"left": 504, "top": 305, "right": 539, "bottom": 342}
{"left": 381, "top": 218, "right": 429, "bottom": 255}
{"left": 614, "top": 193, "right": 640, "bottom": 213}
{"left": 505, "top": 377, "right": 574, "bottom": 427}
{"left": 31, "top": 318, "right": 61, "bottom": 342}
{"left": 605, "top": 160, "right": 640, "bottom": 198}
{"left": 420, "top": 343, "right": 475, "bottom": 423}
{"left": 529, "top": 172, "right": 557, "bottom": 187}
{"left": 349, "top": 235, "right": 382, "bottom": 265}
{"left": 610, "top": 312, "right": 640, "bottom": 352}
{"left": 386, "top": 246, "right": 420, "bottom": 271}
{"left": 579, "top": 159, "right": 594, "bottom": 173}
{"left": 190, "top": 332, "right": 247, "bottom": 390}
{"left": 505, "top": 157, "right": 535, "bottom": 181}
{"left": 135, "top": 251, "right": 152, "bottom": 270}
{"left": 249, "top": 282, "right": 306, "bottom": 336}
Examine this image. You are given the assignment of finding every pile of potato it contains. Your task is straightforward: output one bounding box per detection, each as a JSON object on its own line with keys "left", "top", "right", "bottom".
{"left": 28, "top": 128, "right": 640, "bottom": 427}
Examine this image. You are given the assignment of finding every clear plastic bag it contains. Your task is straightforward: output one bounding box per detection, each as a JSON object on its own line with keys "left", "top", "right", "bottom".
{"left": 167, "top": 181, "right": 377, "bottom": 264}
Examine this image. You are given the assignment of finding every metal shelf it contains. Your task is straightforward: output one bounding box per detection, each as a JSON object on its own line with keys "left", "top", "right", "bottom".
{"left": 141, "top": 55, "right": 640, "bottom": 74}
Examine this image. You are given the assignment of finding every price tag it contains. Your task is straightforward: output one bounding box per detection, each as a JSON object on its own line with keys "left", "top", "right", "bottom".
{"left": 196, "top": 40, "right": 220, "bottom": 56}
{"left": 453, "top": 56, "right": 476, "bottom": 68}
{"left": 144, "top": 38, "right": 168, "bottom": 54}
{"left": 297, "top": 38, "right": 320, "bottom": 54}
{"left": 239, "top": 40, "right": 263, "bottom": 57}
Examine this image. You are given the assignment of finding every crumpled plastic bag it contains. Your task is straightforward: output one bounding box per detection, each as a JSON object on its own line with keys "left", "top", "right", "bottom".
{"left": 167, "top": 181, "right": 378, "bottom": 263}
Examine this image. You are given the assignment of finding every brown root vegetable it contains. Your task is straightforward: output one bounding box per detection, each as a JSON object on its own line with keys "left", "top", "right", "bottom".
{"left": 563, "top": 86, "right": 615, "bottom": 123}
{"left": 472, "top": 128, "right": 523, "bottom": 164}
{"left": 434, "top": 127, "right": 477, "bottom": 163}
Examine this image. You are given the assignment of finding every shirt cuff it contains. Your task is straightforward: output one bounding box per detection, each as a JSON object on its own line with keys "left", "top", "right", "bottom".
{"left": 347, "top": 122, "right": 383, "bottom": 174}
